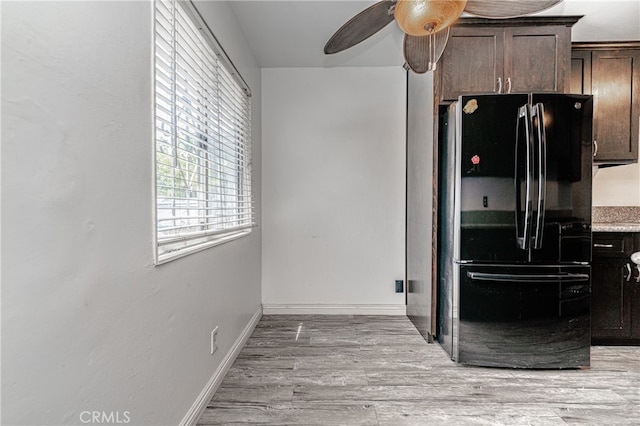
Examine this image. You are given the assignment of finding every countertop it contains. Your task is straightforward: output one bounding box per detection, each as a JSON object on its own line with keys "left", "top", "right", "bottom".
{"left": 592, "top": 207, "right": 640, "bottom": 232}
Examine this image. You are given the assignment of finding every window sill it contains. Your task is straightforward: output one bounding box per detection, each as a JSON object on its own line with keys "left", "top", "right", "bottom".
{"left": 154, "top": 229, "right": 251, "bottom": 265}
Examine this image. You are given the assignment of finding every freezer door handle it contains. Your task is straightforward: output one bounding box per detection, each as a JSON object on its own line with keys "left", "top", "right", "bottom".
{"left": 467, "top": 271, "right": 590, "bottom": 283}
{"left": 532, "top": 103, "right": 547, "bottom": 250}
{"left": 515, "top": 104, "right": 534, "bottom": 250}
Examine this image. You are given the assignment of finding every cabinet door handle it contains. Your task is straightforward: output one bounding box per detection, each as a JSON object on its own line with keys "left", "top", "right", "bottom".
{"left": 506, "top": 77, "right": 512, "bottom": 93}
{"left": 593, "top": 140, "right": 598, "bottom": 157}
{"left": 636, "top": 265, "right": 640, "bottom": 283}
{"left": 497, "top": 77, "right": 502, "bottom": 94}
{"left": 624, "top": 263, "right": 632, "bottom": 282}
{"left": 594, "top": 243, "right": 614, "bottom": 248}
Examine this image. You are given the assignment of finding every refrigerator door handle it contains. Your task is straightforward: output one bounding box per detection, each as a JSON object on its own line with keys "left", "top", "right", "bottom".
{"left": 467, "top": 271, "right": 590, "bottom": 283}
{"left": 515, "top": 104, "right": 534, "bottom": 250}
{"left": 532, "top": 103, "right": 547, "bottom": 250}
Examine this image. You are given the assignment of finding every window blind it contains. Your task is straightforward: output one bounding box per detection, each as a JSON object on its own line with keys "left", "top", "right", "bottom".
{"left": 154, "top": 0, "right": 253, "bottom": 263}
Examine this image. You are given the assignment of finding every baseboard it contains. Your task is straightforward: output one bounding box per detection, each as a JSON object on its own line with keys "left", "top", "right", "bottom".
{"left": 180, "top": 306, "right": 263, "bottom": 426}
{"left": 262, "top": 303, "right": 407, "bottom": 316}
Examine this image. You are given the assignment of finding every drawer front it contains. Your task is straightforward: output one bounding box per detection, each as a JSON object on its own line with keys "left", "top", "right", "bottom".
{"left": 593, "top": 233, "right": 632, "bottom": 257}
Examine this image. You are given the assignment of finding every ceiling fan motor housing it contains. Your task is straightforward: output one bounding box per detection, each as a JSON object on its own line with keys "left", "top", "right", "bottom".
{"left": 394, "top": 0, "right": 468, "bottom": 36}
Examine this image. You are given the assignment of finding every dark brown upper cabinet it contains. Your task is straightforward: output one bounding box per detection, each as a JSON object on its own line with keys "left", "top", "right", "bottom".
{"left": 436, "top": 17, "right": 580, "bottom": 103}
{"left": 572, "top": 42, "right": 640, "bottom": 164}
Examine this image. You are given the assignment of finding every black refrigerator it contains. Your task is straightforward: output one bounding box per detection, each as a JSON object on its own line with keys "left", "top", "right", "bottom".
{"left": 438, "top": 93, "right": 593, "bottom": 369}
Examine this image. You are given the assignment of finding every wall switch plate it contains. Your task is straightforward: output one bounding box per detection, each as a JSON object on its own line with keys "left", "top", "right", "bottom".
{"left": 210, "top": 326, "right": 219, "bottom": 355}
{"left": 395, "top": 280, "right": 404, "bottom": 293}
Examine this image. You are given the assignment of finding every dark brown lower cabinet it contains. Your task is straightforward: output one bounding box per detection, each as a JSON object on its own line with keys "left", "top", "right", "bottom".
{"left": 591, "top": 233, "right": 640, "bottom": 345}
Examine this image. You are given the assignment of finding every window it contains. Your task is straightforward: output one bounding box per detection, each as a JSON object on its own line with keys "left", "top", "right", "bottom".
{"left": 153, "top": 0, "right": 253, "bottom": 263}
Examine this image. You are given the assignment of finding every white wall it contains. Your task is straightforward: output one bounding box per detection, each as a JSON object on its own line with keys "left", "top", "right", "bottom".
{"left": 1, "top": 1, "right": 261, "bottom": 425}
{"left": 561, "top": 0, "right": 640, "bottom": 42}
{"left": 261, "top": 67, "right": 406, "bottom": 313}
{"left": 593, "top": 163, "right": 640, "bottom": 206}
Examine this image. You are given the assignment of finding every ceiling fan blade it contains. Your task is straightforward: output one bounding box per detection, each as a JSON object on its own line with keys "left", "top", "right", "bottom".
{"left": 404, "top": 29, "right": 450, "bottom": 74}
{"left": 464, "top": 0, "right": 563, "bottom": 18}
{"left": 324, "top": 1, "right": 395, "bottom": 54}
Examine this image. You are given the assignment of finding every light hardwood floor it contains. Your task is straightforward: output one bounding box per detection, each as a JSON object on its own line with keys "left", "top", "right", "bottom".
{"left": 197, "top": 315, "right": 640, "bottom": 425}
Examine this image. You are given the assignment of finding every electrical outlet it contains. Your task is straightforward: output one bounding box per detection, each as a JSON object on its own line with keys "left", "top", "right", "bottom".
{"left": 395, "top": 280, "right": 404, "bottom": 293}
{"left": 210, "top": 326, "right": 219, "bottom": 355}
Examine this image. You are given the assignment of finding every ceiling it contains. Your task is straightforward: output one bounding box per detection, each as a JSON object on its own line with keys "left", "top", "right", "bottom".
{"left": 226, "top": 0, "right": 640, "bottom": 68}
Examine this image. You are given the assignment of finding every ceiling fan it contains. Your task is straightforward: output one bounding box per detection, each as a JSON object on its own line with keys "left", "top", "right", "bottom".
{"left": 324, "top": 0, "right": 563, "bottom": 73}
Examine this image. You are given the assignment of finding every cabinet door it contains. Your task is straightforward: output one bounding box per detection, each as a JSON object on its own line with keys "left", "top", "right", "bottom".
{"left": 591, "top": 49, "right": 640, "bottom": 162}
{"left": 633, "top": 264, "right": 640, "bottom": 339}
{"left": 591, "top": 258, "right": 633, "bottom": 342}
{"left": 570, "top": 50, "right": 591, "bottom": 95}
{"left": 504, "top": 26, "right": 570, "bottom": 93}
{"left": 633, "top": 233, "right": 640, "bottom": 340}
{"left": 439, "top": 27, "right": 504, "bottom": 101}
